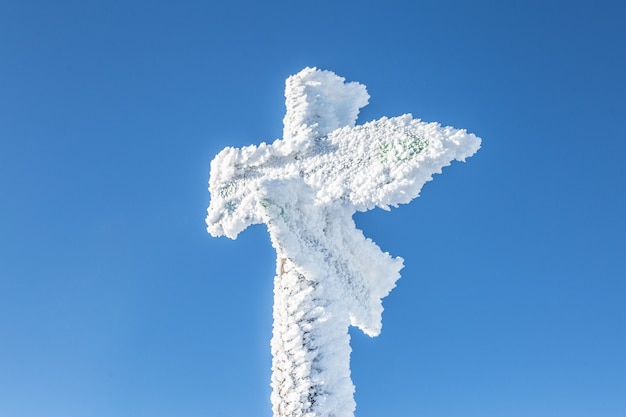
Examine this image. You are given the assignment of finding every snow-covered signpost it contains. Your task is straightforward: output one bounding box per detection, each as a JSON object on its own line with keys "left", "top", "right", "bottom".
{"left": 207, "top": 68, "right": 481, "bottom": 417}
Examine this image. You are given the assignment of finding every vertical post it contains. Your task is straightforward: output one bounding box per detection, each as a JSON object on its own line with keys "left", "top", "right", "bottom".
{"left": 271, "top": 258, "right": 356, "bottom": 417}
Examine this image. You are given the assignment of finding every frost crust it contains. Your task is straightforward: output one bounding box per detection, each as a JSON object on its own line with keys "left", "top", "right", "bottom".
{"left": 206, "top": 67, "right": 481, "bottom": 417}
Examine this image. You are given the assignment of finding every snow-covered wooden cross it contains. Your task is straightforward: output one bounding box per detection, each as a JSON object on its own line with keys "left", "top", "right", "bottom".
{"left": 207, "top": 67, "right": 481, "bottom": 417}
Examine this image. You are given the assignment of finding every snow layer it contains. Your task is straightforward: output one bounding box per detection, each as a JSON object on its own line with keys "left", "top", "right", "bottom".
{"left": 206, "top": 67, "right": 481, "bottom": 417}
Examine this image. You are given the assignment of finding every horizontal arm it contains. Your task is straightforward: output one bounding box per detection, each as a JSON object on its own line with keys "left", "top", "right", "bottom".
{"left": 307, "top": 114, "right": 482, "bottom": 211}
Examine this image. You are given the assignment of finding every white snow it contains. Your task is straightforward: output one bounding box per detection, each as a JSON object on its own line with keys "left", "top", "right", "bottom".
{"left": 206, "top": 67, "right": 481, "bottom": 417}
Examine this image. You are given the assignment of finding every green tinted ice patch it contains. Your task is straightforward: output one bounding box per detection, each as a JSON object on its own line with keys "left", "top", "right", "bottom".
{"left": 379, "top": 130, "right": 428, "bottom": 165}
{"left": 260, "top": 199, "right": 287, "bottom": 222}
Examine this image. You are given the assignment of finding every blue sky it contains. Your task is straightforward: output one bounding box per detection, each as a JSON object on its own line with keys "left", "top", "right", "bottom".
{"left": 1, "top": 1, "right": 624, "bottom": 416}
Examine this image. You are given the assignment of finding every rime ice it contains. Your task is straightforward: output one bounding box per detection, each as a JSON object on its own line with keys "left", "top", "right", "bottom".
{"left": 206, "top": 67, "right": 481, "bottom": 417}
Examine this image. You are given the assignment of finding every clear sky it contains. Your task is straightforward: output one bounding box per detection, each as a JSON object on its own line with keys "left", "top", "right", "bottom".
{"left": 1, "top": 1, "right": 624, "bottom": 416}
